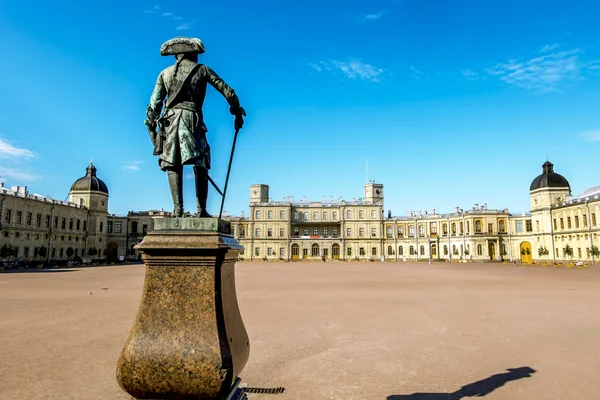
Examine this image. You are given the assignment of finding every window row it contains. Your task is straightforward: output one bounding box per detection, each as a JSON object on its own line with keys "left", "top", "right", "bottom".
{"left": 553, "top": 213, "right": 597, "bottom": 230}
{"left": 3, "top": 210, "right": 87, "bottom": 231}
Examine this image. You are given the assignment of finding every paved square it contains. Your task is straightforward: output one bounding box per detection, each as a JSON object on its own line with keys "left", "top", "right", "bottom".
{"left": 1, "top": 261, "right": 599, "bottom": 399}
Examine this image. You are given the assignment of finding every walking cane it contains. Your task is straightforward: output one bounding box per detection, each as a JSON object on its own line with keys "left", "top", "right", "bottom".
{"left": 219, "top": 127, "right": 240, "bottom": 219}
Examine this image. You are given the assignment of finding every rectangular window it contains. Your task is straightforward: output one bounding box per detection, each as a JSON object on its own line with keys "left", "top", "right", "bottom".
{"left": 304, "top": 212, "right": 308, "bottom": 220}
{"left": 294, "top": 227, "right": 299, "bottom": 235}
{"left": 143, "top": 224, "right": 148, "bottom": 234}
{"left": 323, "top": 227, "right": 328, "bottom": 236}
{"left": 346, "top": 228, "right": 351, "bottom": 237}
{"left": 553, "top": 219, "right": 557, "bottom": 230}
{"left": 560, "top": 218, "right": 564, "bottom": 229}
{"left": 267, "top": 211, "right": 272, "bottom": 219}
{"left": 323, "top": 212, "right": 327, "bottom": 220}
{"left": 99, "top": 222, "right": 103, "bottom": 232}
{"left": 107, "top": 221, "right": 113, "bottom": 233}
{"left": 267, "top": 247, "right": 273, "bottom": 256}
{"left": 255, "top": 228, "right": 261, "bottom": 237}
{"left": 359, "top": 210, "right": 364, "bottom": 219}
{"left": 36, "top": 214, "right": 42, "bottom": 227}
{"left": 313, "top": 212, "right": 318, "bottom": 220}
{"left": 372, "top": 247, "right": 377, "bottom": 256}
{"left": 4, "top": 209, "right": 11, "bottom": 224}
{"left": 62, "top": 218, "right": 66, "bottom": 229}
{"left": 303, "top": 228, "right": 308, "bottom": 235}
{"left": 346, "top": 210, "right": 351, "bottom": 219}
{"left": 488, "top": 223, "right": 493, "bottom": 234}
{"left": 332, "top": 212, "right": 338, "bottom": 220}
{"left": 371, "top": 227, "right": 376, "bottom": 237}
{"left": 347, "top": 247, "right": 352, "bottom": 256}
{"left": 359, "top": 228, "right": 364, "bottom": 237}
{"left": 583, "top": 214, "right": 588, "bottom": 227}
{"left": 294, "top": 212, "right": 299, "bottom": 220}
{"left": 536, "top": 221, "right": 539, "bottom": 231}
{"left": 16, "top": 211, "right": 22, "bottom": 224}
{"left": 239, "top": 227, "right": 246, "bottom": 238}
{"left": 83, "top": 221, "right": 87, "bottom": 231}
{"left": 567, "top": 217, "right": 572, "bottom": 229}
{"left": 24, "top": 247, "right": 29, "bottom": 257}
{"left": 279, "top": 210, "right": 284, "bottom": 219}
{"left": 255, "top": 210, "right": 261, "bottom": 219}
{"left": 45, "top": 215, "right": 50, "bottom": 228}
{"left": 313, "top": 227, "right": 318, "bottom": 236}
{"left": 279, "top": 247, "right": 284, "bottom": 257}
{"left": 515, "top": 221, "right": 524, "bottom": 233}
{"left": 332, "top": 227, "right": 338, "bottom": 237}
{"left": 279, "top": 228, "right": 284, "bottom": 237}
{"left": 115, "top": 222, "right": 122, "bottom": 233}
{"left": 267, "top": 228, "right": 272, "bottom": 237}
{"left": 360, "top": 247, "right": 365, "bottom": 256}
{"left": 255, "top": 247, "right": 260, "bottom": 256}
{"left": 525, "top": 220, "right": 532, "bottom": 232}
{"left": 575, "top": 216, "right": 579, "bottom": 228}
{"left": 593, "top": 213, "right": 597, "bottom": 226}
{"left": 371, "top": 210, "right": 376, "bottom": 219}
{"left": 69, "top": 219, "right": 73, "bottom": 230}
{"left": 76, "top": 219, "right": 80, "bottom": 230}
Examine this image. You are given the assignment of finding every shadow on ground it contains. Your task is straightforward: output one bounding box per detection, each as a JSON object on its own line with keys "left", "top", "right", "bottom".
{"left": 387, "top": 366, "right": 536, "bottom": 399}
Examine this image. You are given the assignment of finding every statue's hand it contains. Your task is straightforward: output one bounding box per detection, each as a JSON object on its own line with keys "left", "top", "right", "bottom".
{"left": 230, "top": 106, "right": 246, "bottom": 131}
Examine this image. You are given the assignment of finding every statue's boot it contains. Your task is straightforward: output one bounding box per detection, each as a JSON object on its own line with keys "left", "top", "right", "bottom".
{"left": 168, "top": 168, "right": 183, "bottom": 217}
{"left": 194, "top": 166, "right": 211, "bottom": 218}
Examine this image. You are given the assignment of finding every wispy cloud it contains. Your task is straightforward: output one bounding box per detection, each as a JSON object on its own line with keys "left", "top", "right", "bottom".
{"left": 310, "top": 59, "right": 385, "bottom": 82}
{"left": 541, "top": 43, "right": 560, "bottom": 53}
{"left": 581, "top": 129, "right": 600, "bottom": 141}
{"left": 122, "top": 161, "right": 143, "bottom": 171}
{"left": 176, "top": 22, "right": 193, "bottom": 30}
{"left": 462, "top": 69, "right": 479, "bottom": 80}
{"left": 0, "top": 166, "right": 39, "bottom": 182}
{"left": 144, "top": 4, "right": 192, "bottom": 30}
{"left": 484, "top": 47, "right": 600, "bottom": 93}
{"left": 0, "top": 139, "right": 34, "bottom": 159}
{"left": 356, "top": 10, "right": 387, "bottom": 23}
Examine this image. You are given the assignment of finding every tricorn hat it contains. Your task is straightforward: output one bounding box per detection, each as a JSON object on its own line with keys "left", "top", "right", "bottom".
{"left": 160, "top": 37, "right": 205, "bottom": 56}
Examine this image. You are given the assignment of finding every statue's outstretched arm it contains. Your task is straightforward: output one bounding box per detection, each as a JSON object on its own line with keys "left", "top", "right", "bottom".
{"left": 204, "top": 65, "right": 241, "bottom": 110}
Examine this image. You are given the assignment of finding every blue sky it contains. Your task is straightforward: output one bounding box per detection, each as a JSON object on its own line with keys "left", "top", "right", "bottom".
{"left": 0, "top": 0, "right": 599, "bottom": 217}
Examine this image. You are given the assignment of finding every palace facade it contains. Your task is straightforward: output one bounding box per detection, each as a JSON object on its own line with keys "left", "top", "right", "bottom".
{"left": 230, "top": 161, "right": 600, "bottom": 264}
{"left": 0, "top": 163, "right": 171, "bottom": 265}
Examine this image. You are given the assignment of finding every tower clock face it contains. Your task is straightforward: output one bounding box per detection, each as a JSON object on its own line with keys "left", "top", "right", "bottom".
{"left": 376, "top": 189, "right": 381, "bottom": 195}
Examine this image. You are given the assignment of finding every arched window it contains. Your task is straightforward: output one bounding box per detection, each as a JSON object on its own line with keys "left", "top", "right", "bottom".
{"left": 499, "top": 220, "right": 506, "bottom": 233}
{"left": 444, "top": 245, "right": 448, "bottom": 255}
{"left": 431, "top": 244, "right": 437, "bottom": 256}
{"left": 419, "top": 225, "right": 425, "bottom": 236}
{"left": 452, "top": 245, "right": 457, "bottom": 255}
{"left": 420, "top": 245, "right": 425, "bottom": 255}
{"left": 291, "top": 244, "right": 300, "bottom": 258}
{"left": 466, "top": 221, "right": 470, "bottom": 234}
{"left": 451, "top": 223, "right": 456, "bottom": 234}
{"left": 311, "top": 243, "right": 319, "bottom": 256}
{"left": 398, "top": 246, "right": 403, "bottom": 255}
{"left": 409, "top": 245, "right": 415, "bottom": 255}
{"left": 386, "top": 226, "right": 393, "bottom": 238}
{"left": 409, "top": 225, "right": 415, "bottom": 236}
{"left": 477, "top": 244, "right": 483, "bottom": 255}
{"left": 475, "top": 220, "right": 482, "bottom": 233}
{"left": 397, "top": 226, "right": 404, "bottom": 236}
{"left": 387, "top": 246, "right": 393, "bottom": 255}
{"left": 460, "top": 244, "right": 464, "bottom": 255}
{"left": 443, "top": 223, "right": 448, "bottom": 235}
{"left": 460, "top": 222, "right": 464, "bottom": 234}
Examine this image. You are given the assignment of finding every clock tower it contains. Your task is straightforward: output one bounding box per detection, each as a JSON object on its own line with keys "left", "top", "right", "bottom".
{"left": 250, "top": 184, "right": 269, "bottom": 204}
{"left": 364, "top": 182, "right": 384, "bottom": 205}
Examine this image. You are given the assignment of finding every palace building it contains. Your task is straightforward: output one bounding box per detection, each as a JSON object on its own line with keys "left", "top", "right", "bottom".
{"left": 229, "top": 161, "right": 600, "bottom": 264}
{"left": 0, "top": 163, "right": 171, "bottom": 265}
{"left": 1, "top": 160, "right": 598, "bottom": 266}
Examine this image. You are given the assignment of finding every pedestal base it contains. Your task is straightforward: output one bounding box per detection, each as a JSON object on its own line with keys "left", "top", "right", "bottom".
{"left": 116, "top": 218, "right": 249, "bottom": 399}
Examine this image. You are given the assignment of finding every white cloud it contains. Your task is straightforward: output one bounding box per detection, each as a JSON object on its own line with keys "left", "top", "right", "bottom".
{"left": 310, "top": 59, "right": 385, "bottom": 82}
{"left": 0, "top": 139, "right": 34, "bottom": 158}
{"left": 143, "top": 4, "right": 160, "bottom": 14}
{"left": 541, "top": 43, "right": 560, "bottom": 53}
{"left": 581, "top": 129, "right": 600, "bottom": 141}
{"left": 462, "top": 69, "right": 479, "bottom": 80}
{"left": 162, "top": 12, "right": 173, "bottom": 17}
{"left": 356, "top": 10, "right": 387, "bottom": 23}
{"left": 0, "top": 166, "right": 39, "bottom": 182}
{"left": 485, "top": 47, "right": 599, "bottom": 93}
{"left": 122, "top": 161, "right": 143, "bottom": 171}
{"left": 176, "top": 22, "right": 193, "bottom": 31}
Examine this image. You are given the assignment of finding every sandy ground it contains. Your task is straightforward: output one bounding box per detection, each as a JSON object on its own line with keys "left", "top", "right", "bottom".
{"left": 1, "top": 261, "right": 600, "bottom": 400}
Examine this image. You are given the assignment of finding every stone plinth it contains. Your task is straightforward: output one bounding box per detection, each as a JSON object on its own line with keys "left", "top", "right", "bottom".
{"left": 116, "top": 218, "right": 249, "bottom": 399}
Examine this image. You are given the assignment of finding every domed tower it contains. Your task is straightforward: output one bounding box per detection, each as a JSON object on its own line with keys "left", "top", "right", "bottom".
{"left": 69, "top": 163, "right": 110, "bottom": 256}
{"left": 529, "top": 161, "right": 571, "bottom": 211}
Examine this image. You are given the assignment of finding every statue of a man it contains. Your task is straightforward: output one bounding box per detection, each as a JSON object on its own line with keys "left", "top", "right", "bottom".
{"left": 145, "top": 37, "right": 246, "bottom": 217}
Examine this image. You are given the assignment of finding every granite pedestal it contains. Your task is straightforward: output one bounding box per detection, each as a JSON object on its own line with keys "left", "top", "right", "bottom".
{"left": 116, "top": 218, "right": 250, "bottom": 399}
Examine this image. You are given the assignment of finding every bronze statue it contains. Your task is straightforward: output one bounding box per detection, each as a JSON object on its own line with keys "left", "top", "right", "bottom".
{"left": 145, "top": 37, "right": 246, "bottom": 217}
